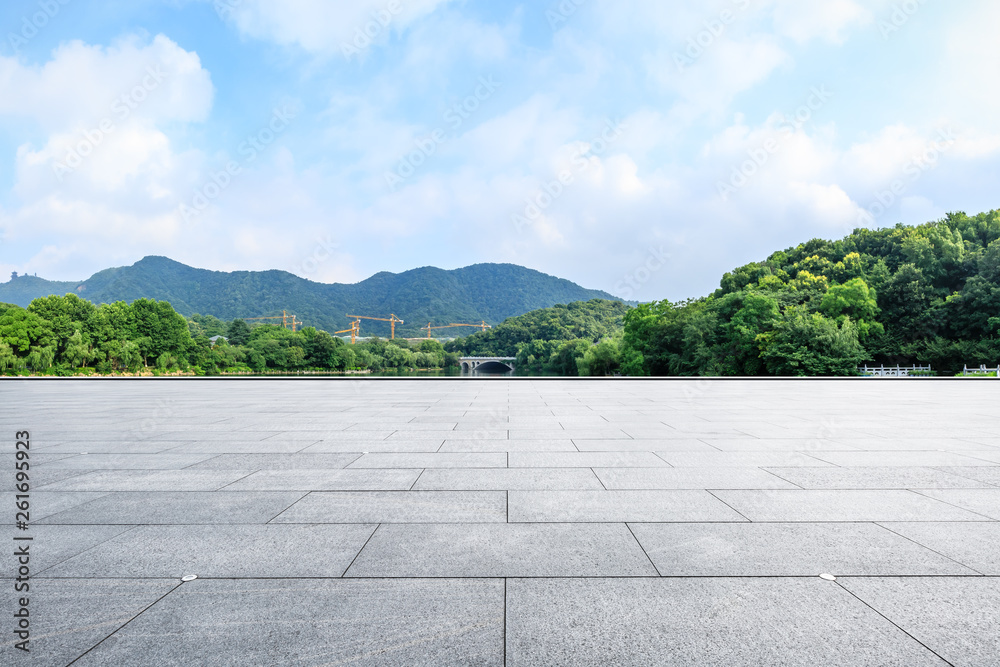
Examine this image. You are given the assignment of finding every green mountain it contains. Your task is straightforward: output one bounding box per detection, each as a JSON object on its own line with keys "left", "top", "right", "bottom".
{"left": 0, "top": 257, "right": 621, "bottom": 337}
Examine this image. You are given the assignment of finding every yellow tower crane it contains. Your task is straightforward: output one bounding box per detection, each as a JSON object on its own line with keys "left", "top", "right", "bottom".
{"left": 345, "top": 314, "right": 404, "bottom": 339}
{"left": 242, "top": 310, "right": 302, "bottom": 332}
{"left": 334, "top": 320, "right": 360, "bottom": 344}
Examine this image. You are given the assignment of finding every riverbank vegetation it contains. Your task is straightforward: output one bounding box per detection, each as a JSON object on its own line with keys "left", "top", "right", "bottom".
{"left": 0, "top": 295, "right": 458, "bottom": 376}
{"left": 3, "top": 211, "right": 999, "bottom": 377}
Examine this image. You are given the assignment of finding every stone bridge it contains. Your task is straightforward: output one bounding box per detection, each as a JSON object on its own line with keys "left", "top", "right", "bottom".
{"left": 460, "top": 357, "right": 516, "bottom": 373}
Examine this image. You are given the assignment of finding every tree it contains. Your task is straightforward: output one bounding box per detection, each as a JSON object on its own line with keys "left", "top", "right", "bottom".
{"left": 549, "top": 340, "right": 591, "bottom": 376}
{"left": 0, "top": 341, "right": 15, "bottom": 371}
{"left": 578, "top": 338, "right": 620, "bottom": 376}
{"left": 227, "top": 319, "right": 251, "bottom": 346}
{"left": 304, "top": 330, "right": 341, "bottom": 368}
{"left": 26, "top": 345, "right": 56, "bottom": 372}
{"left": 819, "top": 278, "right": 884, "bottom": 341}
{"left": 63, "top": 330, "right": 95, "bottom": 368}
{"left": 119, "top": 340, "right": 142, "bottom": 371}
{"left": 758, "top": 308, "right": 868, "bottom": 376}
{"left": 0, "top": 308, "right": 54, "bottom": 353}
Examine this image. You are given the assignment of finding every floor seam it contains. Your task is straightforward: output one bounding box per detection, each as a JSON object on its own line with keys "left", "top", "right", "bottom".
{"left": 833, "top": 581, "right": 957, "bottom": 667}
{"left": 705, "top": 490, "right": 753, "bottom": 522}
{"left": 341, "top": 523, "right": 381, "bottom": 578}
{"left": 66, "top": 580, "right": 185, "bottom": 665}
{"left": 263, "top": 491, "right": 312, "bottom": 524}
{"left": 215, "top": 469, "right": 263, "bottom": 490}
{"left": 873, "top": 522, "right": 987, "bottom": 576}
{"left": 625, "top": 522, "right": 662, "bottom": 576}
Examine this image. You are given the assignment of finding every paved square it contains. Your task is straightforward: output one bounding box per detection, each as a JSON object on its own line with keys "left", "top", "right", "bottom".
{"left": 2, "top": 378, "right": 998, "bottom": 665}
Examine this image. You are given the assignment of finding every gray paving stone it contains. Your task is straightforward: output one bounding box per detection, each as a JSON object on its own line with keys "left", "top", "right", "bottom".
{"left": 712, "top": 490, "right": 991, "bottom": 522}
{"left": 509, "top": 452, "right": 670, "bottom": 468}
{"left": 629, "top": 522, "right": 977, "bottom": 576}
{"left": 297, "top": 430, "right": 396, "bottom": 441}
{"left": 28, "top": 441, "right": 188, "bottom": 454}
{"left": 346, "top": 452, "right": 506, "bottom": 468}
{"left": 958, "top": 437, "right": 1000, "bottom": 448}
{"left": 657, "top": 451, "right": 835, "bottom": 467}
{"left": 2, "top": 491, "right": 110, "bottom": 522}
{"left": 0, "top": 524, "right": 134, "bottom": 573}
{"left": 35, "top": 469, "right": 254, "bottom": 491}
{"left": 933, "top": 466, "right": 1000, "bottom": 487}
{"left": 222, "top": 469, "right": 421, "bottom": 491}
{"left": 144, "top": 430, "right": 284, "bottom": 441}
{"left": 162, "top": 439, "right": 318, "bottom": 453}
{"left": 0, "top": 579, "right": 178, "bottom": 667}
{"left": 271, "top": 491, "right": 507, "bottom": 523}
{"left": 439, "top": 438, "right": 578, "bottom": 452}
{"left": 912, "top": 489, "right": 1000, "bottom": 520}
{"left": 698, "top": 438, "right": 858, "bottom": 451}
{"left": 509, "top": 490, "right": 748, "bottom": 522}
{"left": 71, "top": 579, "right": 504, "bottom": 667}
{"left": 350, "top": 422, "right": 455, "bottom": 431}
{"left": 345, "top": 523, "right": 658, "bottom": 577}
{"left": 301, "top": 439, "right": 444, "bottom": 452}
{"left": 595, "top": 467, "right": 797, "bottom": 489}
{"left": 44, "top": 524, "right": 376, "bottom": 577}
{"left": 572, "top": 438, "right": 718, "bottom": 451}
{"left": 839, "top": 438, "right": 1000, "bottom": 452}
{"left": 506, "top": 578, "right": 947, "bottom": 666}
{"left": 183, "top": 453, "right": 363, "bottom": 469}
{"left": 879, "top": 522, "right": 1000, "bottom": 574}
{"left": 0, "top": 466, "right": 91, "bottom": 491}
{"left": 509, "top": 428, "right": 629, "bottom": 440}
{"left": 952, "top": 449, "right": 1000, "bottom": 463}
{"left": 840, "top": 577, "right": 1000, "bottom": 667}
{"left": 656, "top": 422, "right": 751, "bottom": 435}
{"left": 34, "top": 453, "right": 217, "bottom": 469}
{"left": 412, "top": 468, "right": 604, "bottom": 490}
{"left": 808, "top": 451, "right": 1000, "bottom": 467}
{"left": 762, "top": 466, "right": 993, "bottom": 489}
{"left": 35, "top": 491, "right": 305, "bottom": 524}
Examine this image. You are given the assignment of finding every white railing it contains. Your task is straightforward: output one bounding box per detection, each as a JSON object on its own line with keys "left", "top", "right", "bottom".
{"left": 858, "top": 364, "right": 932, "bottom": 377}
{"left": 962, "top": 364, "right": 1000, "bottom": 377}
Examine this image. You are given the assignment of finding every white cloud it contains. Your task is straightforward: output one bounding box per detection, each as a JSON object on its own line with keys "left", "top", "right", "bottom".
{"left": 0, "top": 34, "right": 213, "bottom": 130}
{"left": 0, "top": 34, "right": 213, "bottom": 252}
{"left": 222, "top": 0, "right": 455, "bottom": 56}
{"left": 940, "top": 2, "right": 1000, "bottom": 122}
{"left": 767, "top": 0, "right": 873, "bottom": 44}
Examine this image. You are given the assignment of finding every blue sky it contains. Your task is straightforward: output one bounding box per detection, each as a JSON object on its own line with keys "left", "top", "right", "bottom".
{"left": 1, "top": 0, "right": 998, "bottom": 301}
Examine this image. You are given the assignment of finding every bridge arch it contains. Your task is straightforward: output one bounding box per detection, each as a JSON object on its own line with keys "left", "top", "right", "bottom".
{"left": 460, "top": 357, "right": 516, "bottom": 374}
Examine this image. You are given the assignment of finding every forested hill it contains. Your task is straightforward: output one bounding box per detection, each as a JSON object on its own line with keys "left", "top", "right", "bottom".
{"left": 621, "top": 209, "right": 1000, "bottom": 376}
{"left": 0, "top": 257, "right": 620, "bottom": 336}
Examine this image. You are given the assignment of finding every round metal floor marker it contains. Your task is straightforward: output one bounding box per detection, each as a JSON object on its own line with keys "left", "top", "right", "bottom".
{"left": 819, "top": 573, "right": 837, "bottom": 581}
{"left": 181, "top": 575, "right": 198, "bottom": 582}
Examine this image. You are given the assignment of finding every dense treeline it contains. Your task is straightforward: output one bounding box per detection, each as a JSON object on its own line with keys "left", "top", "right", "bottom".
{"left": 0, "top": 294, "right": 458, "bottom": 375}
{"left": 446, "top": 299, "right": 628, "bottom": 375}
{"left": 621, "top": 210, "right": 1000, "bottom": 376}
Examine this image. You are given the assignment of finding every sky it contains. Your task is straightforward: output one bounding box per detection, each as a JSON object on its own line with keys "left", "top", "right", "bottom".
{"left": 1, "top": 0, "right": 998, "bottom": 302}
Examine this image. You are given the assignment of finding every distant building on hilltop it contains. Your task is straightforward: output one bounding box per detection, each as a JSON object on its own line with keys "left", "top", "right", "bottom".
{"left": 10, "top": 271, "right": 17, "bottom": 280}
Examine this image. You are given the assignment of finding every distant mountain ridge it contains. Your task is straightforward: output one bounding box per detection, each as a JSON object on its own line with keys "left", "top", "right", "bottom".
{"left": 0, "top": 257, "right": 622, "bottom": 336}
